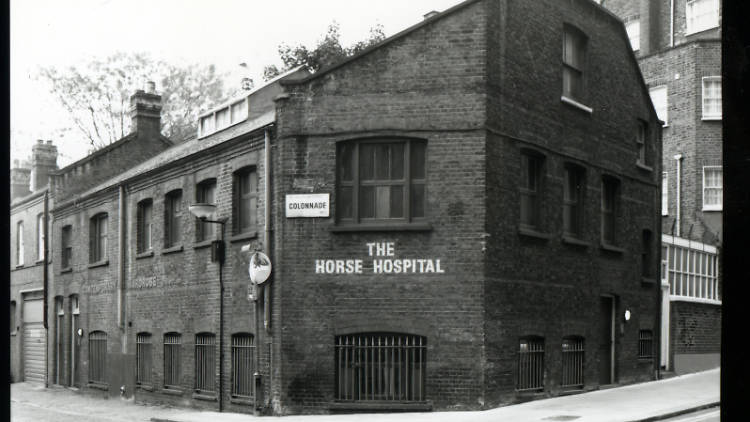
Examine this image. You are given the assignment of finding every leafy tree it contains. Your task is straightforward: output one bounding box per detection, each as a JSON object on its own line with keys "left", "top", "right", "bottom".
{"left": 263, "top": 21, "right": 386, "bottom": 80}
{"left": 37, "top": 52, "right": 227, "bottom": 148}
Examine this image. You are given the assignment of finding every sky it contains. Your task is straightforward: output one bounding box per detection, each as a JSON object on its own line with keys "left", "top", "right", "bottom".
{"left": 10, "top": 0, "right": 464, "bottom": 167}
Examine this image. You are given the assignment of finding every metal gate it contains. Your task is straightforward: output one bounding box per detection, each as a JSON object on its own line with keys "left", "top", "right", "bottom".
{"left": 22, "top": 298, "right": 45, "bottom": 384}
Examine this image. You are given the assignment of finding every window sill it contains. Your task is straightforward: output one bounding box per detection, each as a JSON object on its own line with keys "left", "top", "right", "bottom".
{"left": 638, "top": 357, "right": 654, "bottom": 363}
{"left": 10, "top": 332, "right": 17, "bottom": 337}
{"left": 641, "top": 277, "right": 657, "bottom": 285}
{"left": 162, "top": 388, "right": 184, "bottom": 396}
{"left": 35, "top": 259, "right": 45, "bottom": 265}
{"left": 230, "top": 396, "right": 254, "bottom": 406}
{"left": 685, "top": 25, "right": 719, "bottom": 37}
{"left": 515, "top": 389, "right": 545, "bottom": 399}
{"left": 329, "top": 401, "right": 432, "bottom": 412}
{"left": 229, "top": 231, "right": 258, "bottom": 243}
{"left": 702, "top": 207, "right": 722, "bottom": 212}
{"left": 161, "top": 245, "right": 184, "bottom": 255}
{"left": 561, "top": 96, "right": 593, "bottom": 114}
{"left": 330, "top": 222, "right": 433, "bottom": 233}
{"left": 88, "top": 382, "right": 109, "bottom": 391}
{"left": 193, "top": 240, "right": 214, "bottom": 249}
{"left": 88, "top": 260, "right": 109, "bottom": 269}
{"left": 561, "top": 235, "right": 590, "bottom": 247}
{"left": 599, "top": 243, "right": 625, "bottom": 254}
{"left": 701, "top": 115, "right": 722, "bottom": 121}
{"left": 635, "top": 162, "right": 653, "bottom": 172}
{"left": 136, "top": 250, "right": 154, "bottom": 260}
{"left": 193, "top": 392, "right": 217, "bottom": 402}
{"left": 518, "top": 226, "right": 551, "bottom": 240}
{"left": 15, "top": 264, "right": 24, "bottom": 269}
{"left": 136, "top": 384, "right": 154, "bottom": 392}
{"left": 60, "top": 267, "right": 72, "bottom": 274}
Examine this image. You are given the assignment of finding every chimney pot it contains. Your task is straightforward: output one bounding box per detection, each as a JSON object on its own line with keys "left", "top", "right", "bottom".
{"left": 146, "top": 81, "right": 156, "bottom": 93}
{"left": 37, "top": 139, "right": 44, "bottom": 144}
{"left": 424, "top": 10, "right": 439, "bottom": 19}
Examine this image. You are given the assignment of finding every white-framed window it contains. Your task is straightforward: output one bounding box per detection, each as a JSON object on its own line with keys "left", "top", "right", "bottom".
{"left": 198, "top": 98, "right": 249, "bottom": 138}
{"left": 625, "top": 19, "right": 640, "bottom": 51}
{"left": 662, "top": 172, "right": 668, "bottom": 216}
{"left": 37, "top": 213, "right": 45, "bottom": 262}
{"left": 562, "top": 25, "right": 587, "bottom": 104}
{"left": 16, "top": 221, "right": 24, "bottom": 267}
{"left": 649, "top": 85, "right": 668, "bottom": 126}
{"left": 701, "top": 77, "right": 721, "bottom": 120}
{"left": 663, "top": 236, "right": 720, "bottom": 303}
{"left": 702, "top": 166, "right": 722, "bottom": 211}
{"left": 686, "top": 0, "right": 719, "bottom": 35}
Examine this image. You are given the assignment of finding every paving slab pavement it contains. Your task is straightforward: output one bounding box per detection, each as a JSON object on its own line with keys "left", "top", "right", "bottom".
{"left": 11, "top": 368, "right": 719, "bottom": 422}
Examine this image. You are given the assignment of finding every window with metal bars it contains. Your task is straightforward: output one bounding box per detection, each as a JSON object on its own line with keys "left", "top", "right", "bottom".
{"left": 561, "top": 337, "right": 584, "bottom": 388}
{"left": 231, "top": 333, "right": 255, "bottom": 398}
{"left": 638, "top": 330, "right": 653, "bottom": 359}
{"left": 136, "top": 333, "right": 152, "bottom": 386}
{"left": 88, "top": 331, "right": 107, "bottom": 384}
{"left": 335, "top": 333, "right": 426, "bottom": 402}
{"left": 164, "top": 333, "right": 181, "bottom": 389}
{"left": 195, "top": 333, "right": 216, "bottom": 394}
{"left": 517, "top": 337, "right": 544, "bottom": 391}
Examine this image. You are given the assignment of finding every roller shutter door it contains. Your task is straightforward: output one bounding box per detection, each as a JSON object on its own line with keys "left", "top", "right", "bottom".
{"left": 23, "top": 299, "right": 46, "bottom": 384}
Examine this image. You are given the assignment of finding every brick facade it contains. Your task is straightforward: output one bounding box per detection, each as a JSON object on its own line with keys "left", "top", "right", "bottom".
{"left": 42, "top": 0, "right": 660, "bottom": 415}
{"left": 602, "top": 0, "right": 722, "bottom": 375}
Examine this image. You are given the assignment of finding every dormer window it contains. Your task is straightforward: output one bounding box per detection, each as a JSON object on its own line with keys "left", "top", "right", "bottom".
{"left": 198, "top": 98, "right": 249, "bottom": 138}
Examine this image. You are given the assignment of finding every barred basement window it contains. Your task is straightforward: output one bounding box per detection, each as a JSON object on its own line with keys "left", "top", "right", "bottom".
{"left": 136, "top": 333, "right": 152, "bottom": 386}
{"left": 195, "top": 333, "right": 216, "bottom": 394}
{"left": 561, "top": 337, "right": 584, "bottom": 388}
{"left": 335, "top": 333, "right": 426, "bottom": 402}
{"left": 337, "top": 139, "right": 426, "bottom": 225}
{"left": 231, "top": 333, "right": 255, "bottom": 398}
{"left": 638, "top": 330, "right": 654, "bottom": 359}
{"left": 517, "top": 337, "right": 544, "bottom": 391}
{"left": 164, "top": 333, "right": 181, "bottom": 388}
{"left": 88, "top": 331, "right": 107, "bottom": 384}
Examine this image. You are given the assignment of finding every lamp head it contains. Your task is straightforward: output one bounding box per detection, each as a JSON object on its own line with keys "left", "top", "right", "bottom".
{"left": 189, "top": 203, "right": 217, "bottom": 220}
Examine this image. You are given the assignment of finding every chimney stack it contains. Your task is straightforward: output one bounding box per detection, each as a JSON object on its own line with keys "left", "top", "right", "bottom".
{"left": 30, "top": 139, "right": 59, "bottom": 191}
{"left": 11, "top": 160, "right": 31, "bottom": 200}
{"left": 130, "top": 81, "right": 163, "bottom": 136}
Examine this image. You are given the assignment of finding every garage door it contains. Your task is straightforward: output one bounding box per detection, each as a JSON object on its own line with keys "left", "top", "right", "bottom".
{"left": 23, "top": 299, "right": 46, "bottom": 384}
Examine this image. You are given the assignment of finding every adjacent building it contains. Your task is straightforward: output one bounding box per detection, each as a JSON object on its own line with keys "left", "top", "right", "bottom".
{"left": 40, "top": 0, "right": 661, "bottom": 415}
{"left": 602, "top": 0, "right": 721, "bottom": 375}
{"left": 10, "top": 140, "right": 58, "bottom": 384}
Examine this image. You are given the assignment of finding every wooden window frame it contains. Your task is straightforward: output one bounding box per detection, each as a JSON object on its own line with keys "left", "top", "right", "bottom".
{"left": 520, "top": 150, "right": 545, "bottom": 232}
{"left": 233, "top": 167, "right": 258, "bottom": 236}
{"left": 136, "top": 199, "right": 153, "bottom": 253}
{"left": 196, "top": 179, "right": 217, "bottom": 242}
{"left": 563, "top": 164, "right": 586, "bottom": 238}
{"left": 89, "top": 213, "right": 108, "bottom": 263}
{"left": 164, "top": 190, "right": 183, "bottom": 248}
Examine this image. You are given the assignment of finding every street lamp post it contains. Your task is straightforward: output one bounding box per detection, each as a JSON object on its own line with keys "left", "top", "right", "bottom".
{"left": 188, "top": 203, "right": 226, "bottom": 412}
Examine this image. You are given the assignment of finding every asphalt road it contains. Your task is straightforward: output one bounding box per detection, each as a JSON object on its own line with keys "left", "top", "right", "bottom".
{"left": 660, "top": 407, "right": 720, "bottom": 422}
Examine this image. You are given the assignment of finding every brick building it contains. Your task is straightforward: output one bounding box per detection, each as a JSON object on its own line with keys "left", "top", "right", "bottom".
{"left": 601, "top": 0, "right": 722, "bottom": 375}
{"left": 10, "top": 140, "right": 58, "bottom": 384}
{"left": 44, "top": 0, "right": 661, "bottom": 415}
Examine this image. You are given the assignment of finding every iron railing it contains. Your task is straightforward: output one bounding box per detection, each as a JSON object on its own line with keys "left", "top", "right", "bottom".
{"left": 335, "top": 333, "right": 426, "bottom": 402}
{"left": 195, "top": 333, "right": 216, "bottom": 393}
{"left": 639, "top": 330, "right": 654, "bottom": 359}
{"left": 136, "top": 333, "right": 152, "bottom": 385}
{"left": 517, "top": 337, "right": 544, "bottom": 391}
{"left": 164, "top": 333, "right": 181, "bottom": 388}
{"left": 561, "top": 337, "right": 584, "bottom": 388}
{"left": 231, "top": 334, "right": 255, "bottom": 398}
{"left": 88, "top": 331, "right": 107, "bottom": 384}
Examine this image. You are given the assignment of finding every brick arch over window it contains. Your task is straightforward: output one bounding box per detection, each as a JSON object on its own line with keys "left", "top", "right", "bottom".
{"left": 334, "top": 332, "right": 426, "bottom": 402}
{"left": 336, "top": 138, "right": 427, "bottom": 226}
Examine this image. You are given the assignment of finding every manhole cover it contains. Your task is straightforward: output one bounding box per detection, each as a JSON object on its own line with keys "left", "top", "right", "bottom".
{"left": 542, "top": 416, "right": 581, "bottom": 421}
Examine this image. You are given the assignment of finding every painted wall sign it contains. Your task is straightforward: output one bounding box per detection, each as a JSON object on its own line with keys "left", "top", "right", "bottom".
{"left": 286, "top": 193, "right": 330, "bottom": 218}
{"left": 314, "top": 242, "right": 445, "bottom": 275}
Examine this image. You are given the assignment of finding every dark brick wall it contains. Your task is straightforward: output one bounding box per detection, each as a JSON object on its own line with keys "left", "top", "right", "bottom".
{"left": 483, "top": 0, "right": 660, "bottom": 406}
{"left": 670, "top": 301, "right": 721, "bottom": 354}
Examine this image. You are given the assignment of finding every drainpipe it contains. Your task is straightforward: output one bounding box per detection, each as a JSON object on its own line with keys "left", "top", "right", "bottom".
{"left": 264, "top": 128, "right": 272, "bottom": 333}
{"left": 118, "top": 185, "right": 126, "bottom": 331}
{"left": 673, "top": 154, "right": 682, "bottom": 237}
{"left": 43, "top": 190, "right": 49, "bottom": 388}
{"left": 670, "top": 0, "right": 674, "bottom": 47}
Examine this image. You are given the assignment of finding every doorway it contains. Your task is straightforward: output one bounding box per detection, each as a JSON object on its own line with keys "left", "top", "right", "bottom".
{"left": 598, "top": 295, "right": 615, "bottom": 385}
